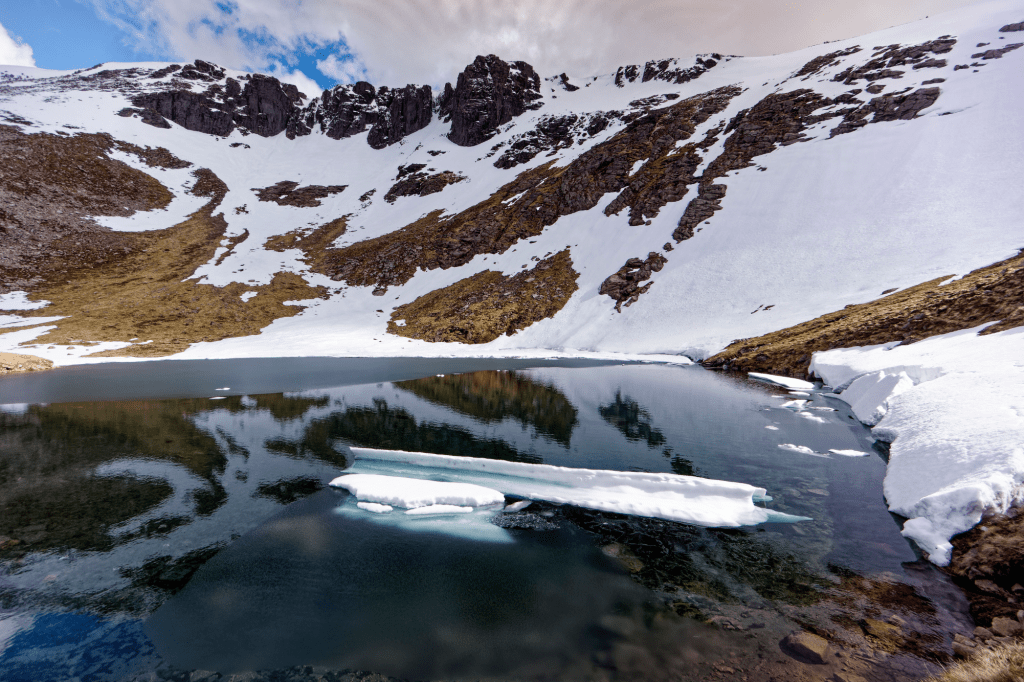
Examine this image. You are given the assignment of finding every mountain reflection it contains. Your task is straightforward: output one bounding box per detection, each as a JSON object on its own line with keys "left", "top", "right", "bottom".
{"left": 277, "top": 398, "right": 541, "bottom": 463}
{"left": 395, "top": 370, "right": 578, "bottom": 446}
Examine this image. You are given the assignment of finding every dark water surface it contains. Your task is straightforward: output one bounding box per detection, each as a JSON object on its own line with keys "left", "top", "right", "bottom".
{"left": 0, "top": 359, "right": 965, "bottom": 681}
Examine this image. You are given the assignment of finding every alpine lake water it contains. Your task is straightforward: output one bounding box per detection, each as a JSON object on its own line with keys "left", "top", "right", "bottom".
{"left": 0, "top": 358, "right": 973, "bottom": 682}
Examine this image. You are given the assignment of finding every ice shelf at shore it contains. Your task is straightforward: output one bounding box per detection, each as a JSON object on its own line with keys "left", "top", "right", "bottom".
{"left": 339, "top": 448, "right": 806, "bottom": 527}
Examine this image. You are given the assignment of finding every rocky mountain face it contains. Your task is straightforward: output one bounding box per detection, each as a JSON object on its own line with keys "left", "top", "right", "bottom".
{"left": 131, "top": 63, "right": 305, "bottom": 137}
{"left": 438, "top": 54, "right": 544, "bottom": 146}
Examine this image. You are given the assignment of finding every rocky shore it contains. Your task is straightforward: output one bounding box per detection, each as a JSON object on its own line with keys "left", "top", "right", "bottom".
{"left": 0, "top": 352, "right": 52, "bottom": 375}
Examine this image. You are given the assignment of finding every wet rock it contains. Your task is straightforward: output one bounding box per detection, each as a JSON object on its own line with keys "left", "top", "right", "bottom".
{"left": 990, "top": 615, "right": 1023, "bottom": 637}
{"left": 442, "top": 54, "right": 544, "bottom": 147}
{"left": 781, "top": 631, "right": 829, "bottom": 664}
{"left": 601, "top": 542, "right": 644, "bottom": 572}
{"left": 974, "top": 625, "right": 995, "bottom": 639}
{"left": 951, "top": 633, "right": 978, "bottom": 658}
{"left": 599, "top": 252, "right": 667, "bottom": 312}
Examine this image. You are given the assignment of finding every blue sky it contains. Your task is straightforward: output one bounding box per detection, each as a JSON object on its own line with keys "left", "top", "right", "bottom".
{"left": 0, "top": 0, "right": 354, "bottom": 91}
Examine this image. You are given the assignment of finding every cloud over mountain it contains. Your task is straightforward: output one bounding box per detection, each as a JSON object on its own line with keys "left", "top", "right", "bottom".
{"left": 0, "top": 21, "right": 36, "bottom": 67}
{"left": 86, "top": 0, "right": 980, "bottom": 85}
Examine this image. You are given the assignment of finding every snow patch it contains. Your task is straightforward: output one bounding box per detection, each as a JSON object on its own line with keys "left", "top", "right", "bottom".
{"left": 749, "top": 373, "right": 815, "bottom": 390}
{"left": 330, "top": 473, "right": 505, "bottom": 509}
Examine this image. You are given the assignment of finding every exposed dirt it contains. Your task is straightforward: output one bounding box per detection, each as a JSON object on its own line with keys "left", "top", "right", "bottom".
{"left": 0, "top": 352, "right": 52, "bottom": 374}
{"left": 386, "top": 249, "right": 578, "bottom": 344}
{"left": 705, "top": 249, "right": 1024, "bottom": 379}
{"left": 252, "top": 181, "right": 347, "bottom": 207}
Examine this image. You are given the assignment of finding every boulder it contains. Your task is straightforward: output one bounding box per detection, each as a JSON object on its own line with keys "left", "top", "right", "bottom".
{"left": 990, "top": 616, "right": 1023, "bottom": 637}
{"left": 781, "top": 631, "right": 829, "bottom": 664}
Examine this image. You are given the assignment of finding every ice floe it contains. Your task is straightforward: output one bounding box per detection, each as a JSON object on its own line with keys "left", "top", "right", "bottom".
{"left": 343, "top": 448, "right": 805, "bottom": 527}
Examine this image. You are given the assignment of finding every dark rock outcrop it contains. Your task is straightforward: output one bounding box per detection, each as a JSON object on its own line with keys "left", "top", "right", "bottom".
{"left": 999, "top": 21, "right": 1024, "bottom": 32}
{"left": 971, "top": 43, "right": 1023, "bottom": 59}
{"left": 286, "top": 80, "right": 433, "bottom": 148}
{"left": 252, "top": 181, "right": 346, "bottom": 207}
{"left": 615, "top": 55, "right": 721, "bottom": 87}
{"left": 833, "top": 38, "right": 956, "bottom": 84}
{"left": 830, "top": 87, "right": 941, "bottom": 136}
{"left": 442, "top": 55, "right": 544, "bottom": 147}
{"left": 131, "top": 62, "right": 305, "bottom": 137}
{"left": 673, "top": 184, "right": 727, "bottom": 241}
{"left": 791, "top": 46, "right": 862, "bottom": 80}
{"left": 384, "top": 168, "right": 465, "bottom": 203}
{"left": 493, "top": 113, "right": 617, "bottom": 169}
{"left": 599, "top": 252, "right": 668, "bottom": 312}
{"left": 366, "top": 84, "right": 434, "bottom": 149}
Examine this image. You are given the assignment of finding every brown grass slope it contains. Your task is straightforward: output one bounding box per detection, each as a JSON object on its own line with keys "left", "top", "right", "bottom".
{"left": 927, "top": 641, "right": 1024, "bottom": 682}
{"left": 387, "top": 249, "right": 579, "bottom": 344}
{"left": 705, "top": 250, "right": 1024, "bottom": 379}
{"left": 0, "top": 127, "right": 327, "bottom": 357}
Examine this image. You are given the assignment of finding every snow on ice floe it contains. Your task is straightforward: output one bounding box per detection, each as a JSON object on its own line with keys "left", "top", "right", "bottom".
{"left": 748, "top": 373, "right": 816, "bottom": 390}
{"left": 829, "top": 449, "right": 870, "bottom": 457}
{"left": 405, "top": 504, "right": 474, "bottom": 515}
{"left": 812, "top": 324, "right": 1024, "bottom": 565}
{"left": 343, "top": 448, "right": 806, "bottom": 527}
{"left": 778, "top": 444, "right": 825, "bottom": 457}
{"left": 356, "top": 501, "right": 393, "bottom": 513}
{"left": 330, "top": 473, "right": 506, "bottom": 509}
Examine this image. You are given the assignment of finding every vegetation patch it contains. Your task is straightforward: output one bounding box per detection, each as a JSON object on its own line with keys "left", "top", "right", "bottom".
{"left": 705, "top": 250, "right": 1024, "bottom": 379}
{"left": 386, "top": 249, "right": 578, "bottom": 344}
{"left": 926, "top": 640, "right": 1024, "bottom": 682}
{"left": 263, "top": 216, "right": 348, "bottom": 270}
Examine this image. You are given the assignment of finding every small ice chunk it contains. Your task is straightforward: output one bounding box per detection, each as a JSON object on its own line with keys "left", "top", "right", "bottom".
{"left": 778, "top": 444, "right": 824, "bottom": 456}
{"left": 765, "top": 425, "right": 779, "bottom": 430}
{"left": 807, "top": 406, "right": 836, "bottom": 411}
{"left": 828, "top": 449, "right": 870, "bottom": 457}
{"left": 330, "top": 473, "right": 505, "bottom": 509}
{"left": 798, "top": 412, "right": 828, "bottom": 424}
{"left": 836, "top": 370, "right": 914, "bottom": 426}
{"left": 503, "top": 500, "right": 532, "bottom": 512}
{"left": 781, "top": 400, "right": 809, "bottom": 410}
{"left": 405, "top": 505, "right": 473, "bottom": 515}
{"left": 788, "top": 391, "right": 810, "bottom": 397}
{"left": 215, "top": 387, "right": 230, "bottom": 391}
{"left": 357, "top": 501, "right": 393, "bottom": 513}
{"left": 210, "top": 397, "right": 226, "bottom": 400}
{"left": 749, "top": 372, "right": 815, "bottom": 390}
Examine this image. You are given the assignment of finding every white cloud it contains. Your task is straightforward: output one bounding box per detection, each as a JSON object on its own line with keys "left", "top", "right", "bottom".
{"left": 265, "top": 63, "right": 323, "bottom": 98}
{"left": 86, "top": 0, "right": 983, "bottom": 86}
{"left": 316, "top": 54, "right": 367, "bottom": 84}
{"left": 0, "top": 21, "right": 36, "bottom": 67}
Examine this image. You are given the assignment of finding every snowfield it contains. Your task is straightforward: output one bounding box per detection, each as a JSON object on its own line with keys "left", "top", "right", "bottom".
{"left": 1, "top": 0, "right": 1022, "bottom": 563}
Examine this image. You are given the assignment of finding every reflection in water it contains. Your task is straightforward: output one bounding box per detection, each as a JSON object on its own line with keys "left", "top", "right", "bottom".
{"left": 394, "top": 370, "right": 578, "bottom": 446}
{"left": 275, "top": 398, "right": 541, "bottom": 463}
{"left": 0, "top": 364, "right": 962, "bottom": 681}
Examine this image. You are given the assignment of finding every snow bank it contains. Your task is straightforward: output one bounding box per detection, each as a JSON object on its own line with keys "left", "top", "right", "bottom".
{"left": 345, "top": 447, "right": 803, "bottom": 527}
{"left": 811, "top": 325, "right": 1024, "bottom": 565}
{"left": 330, "top": 473, "right": 505, "bottom": 509}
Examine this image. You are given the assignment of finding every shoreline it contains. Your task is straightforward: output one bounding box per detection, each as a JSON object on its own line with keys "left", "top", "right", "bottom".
{"left": 0, "top": 352, "right": 52, "bottom": 375}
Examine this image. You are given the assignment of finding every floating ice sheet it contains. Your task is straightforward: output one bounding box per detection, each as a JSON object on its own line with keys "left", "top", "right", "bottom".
{"left": 345, "top": 448, "right": 806, "bottom": 527}
{"left": 331, "top": 473, "right": 505, "bottom": 509}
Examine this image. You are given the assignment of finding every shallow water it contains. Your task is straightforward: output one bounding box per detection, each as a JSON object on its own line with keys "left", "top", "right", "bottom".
{"left": 0, "top": 360, "right": 961, "bottom": 681}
